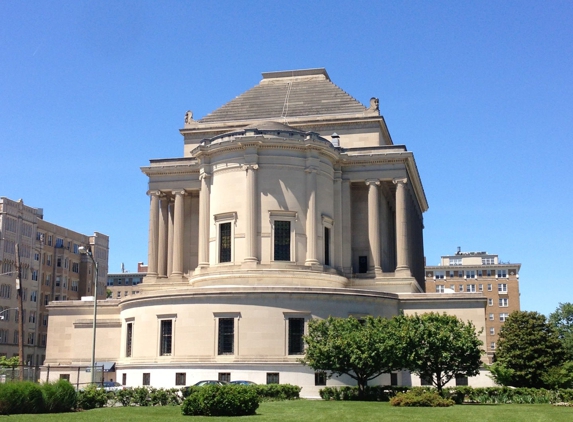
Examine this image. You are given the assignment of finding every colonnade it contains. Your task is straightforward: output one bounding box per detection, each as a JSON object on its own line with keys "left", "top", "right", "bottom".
{"left": 145, "top": 173, "right": 414, "bottom": 279}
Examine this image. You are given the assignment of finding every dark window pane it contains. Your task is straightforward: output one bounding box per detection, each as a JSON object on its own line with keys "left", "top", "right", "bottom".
{"left": 288, "top": 318, "right": 305, "bottom": 355}
{"left": 176, "top": 373, "right": 186, "bottom": 385}
{"left": 315, "top": 371, "right": 326, "bottom": 386}
{"left": 219, "top": 222, "right": 231, "bottom": 263}
{"left": 266, "top": 372, "right": 279, "bottom": 384}
{"left": 143, "top": 373, "right": 150, "bottom": 386}
{"left": 324, "top": 227, "right": 330, "bottom": 266}
{"left": 218, "top": 318, "right": 234, "bottom": 355}
{"left": 358, "top": 256, "right": 368, "bottom": 273}
{"left": 160, "top": 320, "right": 172, "bottom": 356}
{"left": 218, "top": 372, "right": 230, "bottom": 382}
{"left": 126, "top": 323, "right": 133, "bottom": 357}
{"left": 274, "top": 221, "right": 291, "bottom": 261}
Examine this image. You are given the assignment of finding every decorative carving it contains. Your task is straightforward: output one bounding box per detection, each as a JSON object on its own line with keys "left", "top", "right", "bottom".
{"left": 366, "top": 97, "right": 380, "bottom": 116}
{"left": 184, "top": 110, "right": 194, "bottom": 127}
{"left": 393, "top": 177, "right": 408, "bottom": 186}
{"left": 365, "top": 179, "right": 380, "bottom": 186}
{"left": 242, "top": 164, "right": 259, "bottom": 171}
{"left": 305, "top": 167, "right": 319, "bottom": 174}
{"left": 199, "top": 172, "right": 211, "bottom": 181}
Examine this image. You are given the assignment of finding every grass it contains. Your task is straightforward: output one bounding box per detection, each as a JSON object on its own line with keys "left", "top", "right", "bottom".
{"left": 1, "top": 400, "right": 572, "bottom": 421}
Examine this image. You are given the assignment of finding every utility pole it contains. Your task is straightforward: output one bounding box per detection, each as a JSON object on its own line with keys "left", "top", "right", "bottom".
{"left": 15, "top": 243, "right": 24, "bottom": 381}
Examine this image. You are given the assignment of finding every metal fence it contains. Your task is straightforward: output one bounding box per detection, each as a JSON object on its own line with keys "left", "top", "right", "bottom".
{"left": 0, "top": 364, "right": 41, "bottom": 383}
{"left": 0, "top": 364, "right": 106, "bottom": 390}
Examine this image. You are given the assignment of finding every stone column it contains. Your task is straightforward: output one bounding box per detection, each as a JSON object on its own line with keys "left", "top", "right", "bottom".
{"left": 157, "top": 194, "right": 169, "bottom": 277}
{"left": 167, "top": 199, "right": 174, "bottom": 277}
{"left": 394, "top": 178, "right": 411, "bottom": 275}
{"left": 171, "top": 189, "right": 185, "bottom": 276}
{"left": 147, "top": 191, "right": 160, "bottom": 277}
{"left": 333, "top": 170, "right": 342, "bottom": 270}
{"left": 243, "top": 164, "right": 259, "bottom": 263}
{"left": 341, "top": 179, "right": 352, "bottom": 274}
{"left": 366, "top": 179, "right": 382, "bottom": 275}
{"left": 197, "top": 171, "right": 211, "bottom": 269}
{"left": 305, "top": 166, "right": 319, "bottom": 266}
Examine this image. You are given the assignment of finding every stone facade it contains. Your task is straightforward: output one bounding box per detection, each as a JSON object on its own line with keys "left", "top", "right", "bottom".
{"left": 44, "top": 69, "right": 492, "bottom": 395}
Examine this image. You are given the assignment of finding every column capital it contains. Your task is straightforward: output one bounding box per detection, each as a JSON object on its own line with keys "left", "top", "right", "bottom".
{"left": 305, "top": 167, "right": 319, "bottom": 174}
{"left": 242, "top": 164, "right": 259, "bottom": 171}
{"left": 199, "top": 171, "right": 212, "bottom": 181}
{"left": 393, "top": 177, "right": 408, "bottom": 186}
{"left": 365, "top": 179, "right": 380, "bottom": 186}
{"left": 172, "top": 189, "right": 186, "bottom": 196}
{"left": 147, "top": 190, "right": 162, "bottom": 197}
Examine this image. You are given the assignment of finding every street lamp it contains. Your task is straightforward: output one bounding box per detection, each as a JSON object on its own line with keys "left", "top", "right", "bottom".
{"left": 78, "top": 246, "right": 99, "bottom": 385}
{"left": 0, "top": 307, "right": 18, "bottom": 320}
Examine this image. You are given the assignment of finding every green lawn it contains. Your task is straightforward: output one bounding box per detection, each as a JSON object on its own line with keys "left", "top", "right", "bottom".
{"left": 1, "top": 400, "right": 572, "bottom": 421}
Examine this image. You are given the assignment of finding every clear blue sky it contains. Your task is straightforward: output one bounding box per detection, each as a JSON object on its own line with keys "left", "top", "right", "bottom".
{"left": 1, "top": 1, "right": 571, "bottom": 316}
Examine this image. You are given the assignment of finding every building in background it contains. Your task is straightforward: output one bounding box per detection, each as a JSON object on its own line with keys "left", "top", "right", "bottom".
{"left": 107, "top": 263, "right": 146, "bottom": 299}
{"left": 425, "top": 249, "right": 520, "bottom": 362}
{"left": 0, "top": 197, "right": 108, "bottom": 365}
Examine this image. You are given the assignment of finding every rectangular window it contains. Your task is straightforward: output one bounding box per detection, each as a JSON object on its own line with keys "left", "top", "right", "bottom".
{"left": 450, "top": 258, "right": 462, "bottom": 266}
{"left": 500, "top": 313, "right": 509, "bottom": 322}
{"left": 465, "top": 270, "right": 476, "bottom": 278}
{"left": 143, "top": 373, "right": 150, "bottom": 386}
{"left": 478, "top": 284, "right": 483, "bottom": 291}
{"left": 435, "top": 271, "right": 445, "bottom": 279}
{"left": 490, "top": 342, "right": 496, "bottom": 350}
{"left": 266, "top": 372, "right": 279, "bottom": 384}
{"left": 315, "top": 371, "right": 326, "bottom": 386}
{"left": 458, "top": 285, "right": 463, "bottom": 292}
{"left": 436, "top": 285, "right": 445, "bottom": 293}
{"left": 487, "top": 284, "right": 492, "bottom": 291}
{"left": 324, "top": 227, "right": 330, "bottom": 266}
{"left": 175, "top": 373, "right": 186, "bottom": 386}
{"left": 477, "top": 270, "right": 483, "bottom": 277}
{"left": 219, "top": 222, "right": 232, "bottom": 263}
{"left": 448, "top": 270, "right": 455, "bottom": 278}
{"left": 122, "top": 373, "right": 127, "bottom": 385}
{"left": 160, "top": 320, "right": 172, "bottom": 356}
{"left": 498, "top": 283, "right": 508, "bottom": 293}
{"left": 420, "top": 376, "right": 432, "bottom": 386}
{"left": 482, "top": 258, "right": 495, "bottom": 265}
{"left": 59, "top": 374, "right": 70, "bottom": 381}
{"left": 218, "top": 318, "right": 234, "bottom": 355}
{"left": 390, "top": 373, "right": 398, "bottom": 386}
{"left": 497, "top": 269, "right": 507, "bottom": 278}
{"left": 490, "top": 327, "right": 495, "bottom": 335}
{"left": 126, "top": 323, "right": 133, "bottom": 357}
{"left": 489, "top": 313, "right": 494, "bottom": 321}
{"left": 455, "top": 376, "right": 468, "bottom": 386}
{"left": 458, "top": 270, "right": 464, "bottom": 278}
{"left": 288, "top": 318, "right": 305, "bottom": 355}
{"left": 499, "top": 298, "right": 508, "bottom": 307}
{"left": 466, "top": 284, "right": 476, "bottom": 293}
{"left": 358, "top": 256, "right": 368, "bottom": 273}
{"left": 488, "top": 298, "right": 493, "bottom": 306}
{"left": 218, "top": 372, "right": 230, "bottom": 383}
{"left": 274, "top": 221, "right": 291, "bottom": 261}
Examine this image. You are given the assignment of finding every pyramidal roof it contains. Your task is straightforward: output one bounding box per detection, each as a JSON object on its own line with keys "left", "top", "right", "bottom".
{"left": 199, "top": 68, "right": 368, "bottom": 124}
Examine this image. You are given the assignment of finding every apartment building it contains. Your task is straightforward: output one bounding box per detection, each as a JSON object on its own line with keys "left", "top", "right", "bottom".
{"left": 106, "top": 262, "right": 146, "bottom": 299}
{"left": 425, "top": 249, "right": 520, "bottom": 362}
{"left": 0, "top": 197, "right": 108, "bottom": 365}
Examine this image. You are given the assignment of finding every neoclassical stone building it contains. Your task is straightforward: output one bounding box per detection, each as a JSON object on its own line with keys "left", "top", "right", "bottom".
{"left": 45, "top": 69, "right": 489, "bottom": 395}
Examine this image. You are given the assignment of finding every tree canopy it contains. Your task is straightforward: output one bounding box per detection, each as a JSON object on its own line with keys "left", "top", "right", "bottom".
{"left": 549, "top": 302, "right": 573, "bottom": 360}
{"left": 302, "top": 313, "right": 484, "bottom": 394}
{"left": 399, "top": 313, "right": 483, "bottom": 392}
{"left": 301, "top": 316, "right": 404, "bottom": 395}
{"left": 494, "top": 311, "right": 565, "bottom": 388}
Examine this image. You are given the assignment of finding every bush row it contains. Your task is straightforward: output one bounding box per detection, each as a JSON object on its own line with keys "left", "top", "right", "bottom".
{"left": 0, "top": 380, "right": 76, "bottom": 415}
{"left": 390, "top": 389, "right": 454, "bottom": 407}
{"left": 78, "top": 385, "right": 183, "bottom": 409}
{"left": 182, "top": 384, "right": 301, "bottom": 401}
{"left": 319, "top": 385, "right": 573, "bottom": 404}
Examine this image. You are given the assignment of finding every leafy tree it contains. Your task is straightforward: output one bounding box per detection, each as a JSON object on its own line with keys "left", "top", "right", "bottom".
{"left": 541, "top": 361, "right": 573, "bottom": 389}
{"left": 0, "top": 356, "right": 20, "bottom": 368}
{"left": 495, "top": 311, "right": 565, "bottom": 388}
{"left": 400, "top": 313, "right": 483, "bottom": 393}
{"left": 549, "top": 302, "right": 573, "bottom": 360}
{"left": 302, "top": 316, "right": 404, "bottom": 396}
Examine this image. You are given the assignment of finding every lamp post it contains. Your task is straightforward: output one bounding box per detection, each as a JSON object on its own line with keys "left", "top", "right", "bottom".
{"left": 78, "top": 246, "right": 99, "bottom": 385}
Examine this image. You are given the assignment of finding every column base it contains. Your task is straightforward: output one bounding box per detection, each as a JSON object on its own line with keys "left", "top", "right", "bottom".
{"left": 241, "top": 260, "right": 259, "bottom": 269}
{"left": 194, "top": 264, "right": 210, "bottom": 275}
{"left": 395, "top": 266, "right": 412, "bottom": 277}
{"left": 305, "top": 259, "right": 320, "bottom": 266}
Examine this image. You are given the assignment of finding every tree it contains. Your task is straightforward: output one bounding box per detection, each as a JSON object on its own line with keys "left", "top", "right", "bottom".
{"left": 302, "top": 316, "right": 404, "bottom": 396}
{"left": 549, "top": 302, "right": 573, "bottom": 360}
{"left": 400, "top": 313, "right": 483, "bottom": 393}
{"left": 495, "top": 311, "right": 565, "bottom": 388}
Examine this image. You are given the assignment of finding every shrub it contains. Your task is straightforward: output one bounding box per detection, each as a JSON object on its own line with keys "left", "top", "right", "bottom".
{"left": 253, "top": 384, "right": 301, "bottom": 400}
{"left": 77, "top": 384, "right": 107, "bottom": 410}
{"left": 390, "top": 389, "right": 454, "bottom": 407}
{"left": 0, "top": 381, "right": 45, "bottom": 414}
{"left": 181, "top": 384, "right": 260, "bottom": 416}
{"left": 132, "top": 386, "right": 151, "bottom": 406}
{"left": 319, "top": 386, "right": 411, "bottom": 401}
{"left": 42, "top": 380, "right": 77, "bottom": 413}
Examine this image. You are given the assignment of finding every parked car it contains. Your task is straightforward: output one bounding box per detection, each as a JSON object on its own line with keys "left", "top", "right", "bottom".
{"left": 229, "top": 380, "right": 257, "bottom": 385}
{"left": 103, "top": 381, "right": 124, "bottom": 392}
{"left": 193, "top": 380, "right": 229, "bottom": 386}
